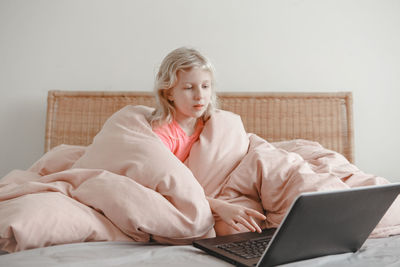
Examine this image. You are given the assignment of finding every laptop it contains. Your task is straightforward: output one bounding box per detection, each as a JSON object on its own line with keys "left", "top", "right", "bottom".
{"left": 193, "top": 183, "right": 400, "bottom": 267}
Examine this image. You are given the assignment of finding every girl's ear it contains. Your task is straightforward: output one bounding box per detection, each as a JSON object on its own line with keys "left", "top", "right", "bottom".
{"left": 165, "top": 89, "right": 174, "bottom": 102}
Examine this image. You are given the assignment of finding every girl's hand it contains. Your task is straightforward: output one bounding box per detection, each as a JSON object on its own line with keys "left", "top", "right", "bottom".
{"left": 207, "top": 198, "right": 266, "bottom": 233}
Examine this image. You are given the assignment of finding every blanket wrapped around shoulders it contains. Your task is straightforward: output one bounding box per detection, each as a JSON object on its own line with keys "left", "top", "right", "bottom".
{"left": 1, "top": 105, "right": 400, "bottom": 252}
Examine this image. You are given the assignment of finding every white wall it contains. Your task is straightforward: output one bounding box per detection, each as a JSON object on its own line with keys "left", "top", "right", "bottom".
{"left": 1, "top": 0, "right": 399, "bottom": 181}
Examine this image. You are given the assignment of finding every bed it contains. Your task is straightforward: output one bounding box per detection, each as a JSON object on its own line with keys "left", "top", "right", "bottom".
{"left": 1, "top": 90, "right": 400, "bottom": 267}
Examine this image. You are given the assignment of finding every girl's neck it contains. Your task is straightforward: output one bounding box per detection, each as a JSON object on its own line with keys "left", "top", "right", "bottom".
{"left": 174, "top": 115, "right": 199, "bottom": 136}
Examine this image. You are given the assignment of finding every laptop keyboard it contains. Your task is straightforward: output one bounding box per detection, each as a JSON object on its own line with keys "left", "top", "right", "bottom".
{"left": 217, "top": 237, "right": 272, "bottom": 259}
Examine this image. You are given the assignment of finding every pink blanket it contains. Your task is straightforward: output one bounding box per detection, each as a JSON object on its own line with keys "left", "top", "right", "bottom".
{"left": 1, "top": 105, "right": 399, "bottom": 252}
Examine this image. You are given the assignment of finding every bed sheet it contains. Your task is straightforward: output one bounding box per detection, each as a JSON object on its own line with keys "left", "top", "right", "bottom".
{"left": 1, "top": 236, "right": 400, "bottom": 267}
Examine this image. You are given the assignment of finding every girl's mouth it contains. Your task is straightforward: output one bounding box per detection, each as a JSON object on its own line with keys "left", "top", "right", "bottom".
{"left": 193, "top": 104, "right": 204, "bottom": 110}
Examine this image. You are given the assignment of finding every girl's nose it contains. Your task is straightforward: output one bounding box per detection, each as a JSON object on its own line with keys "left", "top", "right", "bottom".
{"left": 194, "top": 87, "right": 203, "bottom": 99}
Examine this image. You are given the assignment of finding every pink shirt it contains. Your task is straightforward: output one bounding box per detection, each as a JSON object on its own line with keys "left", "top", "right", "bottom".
{"left": 153, "top": 119, "right": 204, "bottom": 162}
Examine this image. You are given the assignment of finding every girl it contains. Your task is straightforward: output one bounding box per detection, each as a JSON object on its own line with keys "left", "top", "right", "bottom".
{"left": 151, "top": 47, "right": 266, "bottom": 235}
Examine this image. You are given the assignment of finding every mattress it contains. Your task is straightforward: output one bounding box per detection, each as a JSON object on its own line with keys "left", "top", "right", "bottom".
{"left": 1, "top": 236, "right": 400, "bottom": 267}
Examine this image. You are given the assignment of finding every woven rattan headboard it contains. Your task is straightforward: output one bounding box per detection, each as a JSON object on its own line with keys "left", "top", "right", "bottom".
{"left": 45, "top": 90, "right": 354, "bottom": 163}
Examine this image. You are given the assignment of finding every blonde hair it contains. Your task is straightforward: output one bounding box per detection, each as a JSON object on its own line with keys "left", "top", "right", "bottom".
{"left": 151, "top": 47, "right": 218, "bottom": 126}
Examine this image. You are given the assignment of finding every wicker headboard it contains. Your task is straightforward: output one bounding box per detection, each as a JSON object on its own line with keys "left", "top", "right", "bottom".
{"left": 45, "top": 90, "right": 354, "bottom": 163}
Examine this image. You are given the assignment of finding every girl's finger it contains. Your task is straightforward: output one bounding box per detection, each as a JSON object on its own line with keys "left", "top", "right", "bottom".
{"left": 229, "top": 220, "right": 241, "bottom": 231}
{"left": 249, "top": 216, "right": 262, "bottom": 233}
{"left": 245, "top": 209, "right": 266, "bottom": 220}
{"left": 236, "top": 217, "right": 256, "bottom": 232}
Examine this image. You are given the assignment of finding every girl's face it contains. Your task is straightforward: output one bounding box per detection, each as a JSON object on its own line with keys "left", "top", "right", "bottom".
{"left": 167, "top": 67, "right": 212, "bottom": 122}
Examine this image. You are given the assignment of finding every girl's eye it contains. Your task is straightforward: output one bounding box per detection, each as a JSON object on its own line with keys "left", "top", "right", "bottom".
{"left": 202, "top": 85, "right": 210, "bottom": 89}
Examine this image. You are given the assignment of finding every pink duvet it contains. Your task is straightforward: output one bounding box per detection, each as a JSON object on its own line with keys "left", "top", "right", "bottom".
{"left": 1, "top": 105, "right": 399, "bottom": 252}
